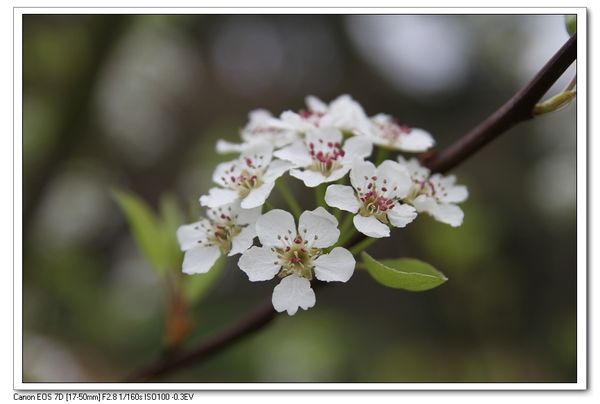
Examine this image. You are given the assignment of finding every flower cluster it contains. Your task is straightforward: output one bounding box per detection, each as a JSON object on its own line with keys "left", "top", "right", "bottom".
{"left": 178, "top": 95, "right": 468, "bottom": 315}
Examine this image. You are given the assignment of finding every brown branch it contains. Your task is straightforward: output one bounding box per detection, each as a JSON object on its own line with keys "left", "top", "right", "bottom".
{"left": 425, "top": 34, "right": 576, "bottom": 174}
{"left": 126, "top": 34, "right": 576, "bottom": 382}
{"left": 126, "top": 299, "right": 276, "bottom": 381}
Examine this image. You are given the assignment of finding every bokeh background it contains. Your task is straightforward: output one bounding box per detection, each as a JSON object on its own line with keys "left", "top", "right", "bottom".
{"left": 22, "top": 14, "right": 577, "bottom": 382}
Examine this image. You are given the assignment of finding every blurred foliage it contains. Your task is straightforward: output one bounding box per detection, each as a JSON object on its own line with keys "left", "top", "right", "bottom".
{"left": 22, "top": 14, "right": 576, "bottom": 382}
{"left": 564, "top": 15, "right": 576, "bottom": 36}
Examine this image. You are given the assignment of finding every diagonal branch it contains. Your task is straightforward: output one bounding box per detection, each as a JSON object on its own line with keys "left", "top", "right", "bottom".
{"left": 425, "top": 34, "right": 576, "bottom": 174}
{"left": 126, "top": 33, "right": 576, "bottom": 382}
{"left": 126, "top": 299, "right": 276, "bottom": 381}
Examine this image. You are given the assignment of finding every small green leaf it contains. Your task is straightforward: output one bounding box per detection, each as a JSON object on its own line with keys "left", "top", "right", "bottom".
{"left": 564, "top": 15, "right": 576, "bottom": 37}
{"left": 112, "top": 188, "right": 169, "bottom": 275}
{"left": 361, "top": 252, "right": 447, "bottom": 292}
{"left": 182, "top": 256, "right": 226, "bottom": 303}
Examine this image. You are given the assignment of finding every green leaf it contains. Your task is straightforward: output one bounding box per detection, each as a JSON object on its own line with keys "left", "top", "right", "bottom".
{"left": 361, "top": 252, "right": 447, "bottom": 292}
{"left": 182, "top": 256, "right": 226, "bottom": 303}
{"left": 564, "top": 15, "right": 576, "bottom": 37}
{"left": 159, "top": 193, "right": 184, "bottom": 270}
{"left": 112, "top": 188, "right": 170, "bottom": 275}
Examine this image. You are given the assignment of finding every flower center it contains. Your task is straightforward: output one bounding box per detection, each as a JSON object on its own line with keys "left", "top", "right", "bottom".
{"left": 376, "top": 119, "right": 412, "bottom": 142}
{"left": 356, "top": 176, "right": 399, "bottom": 223}
{"left": 307, "top": 139, "right": 345, "bottom": 176}
{"left": 406, "top": 179, "right": 437, "bottom": 203}
{"left": 219, "top": 158, "right": 266, "bottom": 197}
{"left": 195, "top": 214, "right": 242, "bottom": 254}
{"left": 273, "top": 233, "right": 321, "bottom": 280}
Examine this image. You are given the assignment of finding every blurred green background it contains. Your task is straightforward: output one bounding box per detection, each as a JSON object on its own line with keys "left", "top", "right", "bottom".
{"left": 22, "top": 14, "right": 577, "bottom": 382}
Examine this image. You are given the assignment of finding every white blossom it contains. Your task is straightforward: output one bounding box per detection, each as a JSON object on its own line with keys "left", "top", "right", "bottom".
{"left": 200, "top": 142, "right": 294, "bottom": 209}
{"left": 397, "top": 156, "right": 468, "bottom": 227}
{"left": 279, "top": 94, "right": 372, "bottom": 136}
{"left": 216, "top": 109, "right": 298, "bottom": 154}
{"left": 274, "top": 128, "right": 372, "bottom": 187}
{"left": 177, "top": 201, "right": 261, "bottom": 275}
{"left": 325, "top": 160, "right": 417, "bottom": 238}
{"left": 364, "top": 114, "right": 435, "bottom": 152}
{"left": 238, "top": 208, "right": 356, "bottom": 315}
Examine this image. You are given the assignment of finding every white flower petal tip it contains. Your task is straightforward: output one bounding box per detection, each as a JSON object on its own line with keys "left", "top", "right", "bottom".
{"left": 298, "top": 208, "right": 340, "bottom": 248}
{"left": 272, "top": 275, "right": 316, "bottom": 316}
{"left": 353, "top": 214, "right": 390, "bottom": 238}
{"left": 325, "top": 184, "right": 360, "bottom": 213}
{"left": 237, "top": 246, "right": 280, "bottom": 282}
{"left": 199, "top": 188, "right": 238, "bottom": 208}
{"left": 216, "top": 140, "right": 244, "bottom": 154}
{"left": 314, "top": 247, "right": 356, "bottom": 283}
{"left": 182, "top": 245, "right": 221, "bottom": 275}
{"left": 388, "top": 204, "right": 418, "bottom": 228}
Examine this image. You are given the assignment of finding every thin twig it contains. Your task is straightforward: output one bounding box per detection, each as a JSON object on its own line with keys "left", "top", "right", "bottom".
{"left": 126, "top": 299, "right": 276, "bottom": 381}
{"left": 127, "top": 34, "right": 576, "bottom": 382}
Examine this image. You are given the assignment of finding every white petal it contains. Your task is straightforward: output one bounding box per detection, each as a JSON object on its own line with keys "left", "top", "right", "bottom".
{"left": 238, "top": 246, "right": 280, "bottom": 281}
{"left": 342, "top": 135, "right": 373, "bottom": 159}
{"left": 313, "top": 247, "right": 356, "bottom": 282}
{"left": 310, "top": 206, "right": 339, "bottom": 226}
{"left": 255, "top": 209, "right": 297, "bottom": 248}
{"left": 290, "top": 168, "right": 328, "bottom": 187}
{"left": 387, "top": 203, "right": 418, "bottom": 228}
{"left": 305, "top": 128, "right": 343, "bottom": 146}
{"left": 444, "top": 185, "right": 468, "bottom": 203}
{"left": 431, "top": 203, "right": 464, "bottom": 227}
{"left": 432, "top": 174, "right": 468, "bottom": 203}
{"left": 200, "top": 188, "right": 239, "bottom": 208}
{"left": 280, "top": 110, "right": 316, "bottom": 132}
{"left": 273, "top": 141, "right": 313, "bottom": 166}
{"left": 298, "top": 209, "right": 340, "bottom": 248}
{"left": 398, "top": 156, "right": 430, "bottom": 181}
{"left": 229, "top": 225, "right": 257, "bottom": 256}
{"left": 231, "top": 202, "right": 262, "bottom": 225}
{"left": 397, "top": 128, "right": 435, "bottom": 152}
{"left": 321, "top": 95, "right": 369, "bottom": 132}
{"left": 263, "top": 160, "right": 295, "bottom": 183}
{"left": 241, "top": 141, "right": 274, "bottom": 167}
{"left": 412, "top": 194, "right": 438, "bottom": 213}
{"left": 271, "top": 274, "right": 316, "bottom": 316}
{"left": 376, "top": 160, "right": 412, "bottom": 199}
{"left": 182, "top": 245, "right": 221, "bottom": 275}
{"left": 353, "top": 214, "right": 390, "bottom": 238}
{"left": 176, "top": 220, "right": 211, "bottom": 251}
{"left": 350, "top": 160, "right": 376, "bottom": 191}
{"left": 216, "top": 140, "right": 244, "bottom": 154}
{"left": 212, "top": 159, "right": 238, "bottom": 187}
{"left": 323, "top": 166, "right": 351, "bottom": 184}
{"left": 306, "top": 95, "right": 328, "bottom": 113}
{"left": 241, "top": 182, "right": 276, "bottom": 209}
{"left": 325, "top": 184, "right": 360, "bottom": 213}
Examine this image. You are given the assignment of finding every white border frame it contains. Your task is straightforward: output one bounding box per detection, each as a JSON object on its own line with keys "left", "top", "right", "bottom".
{"left": 12, "top": 6, "right": 587, "bottom": 391}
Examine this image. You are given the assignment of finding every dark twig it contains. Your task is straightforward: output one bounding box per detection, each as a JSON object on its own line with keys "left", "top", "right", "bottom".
{"left": 126, "top": 299, "right": 276, "bottom": 381}
{"left": 425, "top": 34, "right": 576, "bottom": 174}
{"left": 127, "top": 34, "right": 576, "bottom": 382}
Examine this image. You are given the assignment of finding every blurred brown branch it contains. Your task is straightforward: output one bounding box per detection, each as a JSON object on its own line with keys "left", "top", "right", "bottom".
{"left": 126, "top": 33, "right": 576, "bottom": 382}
